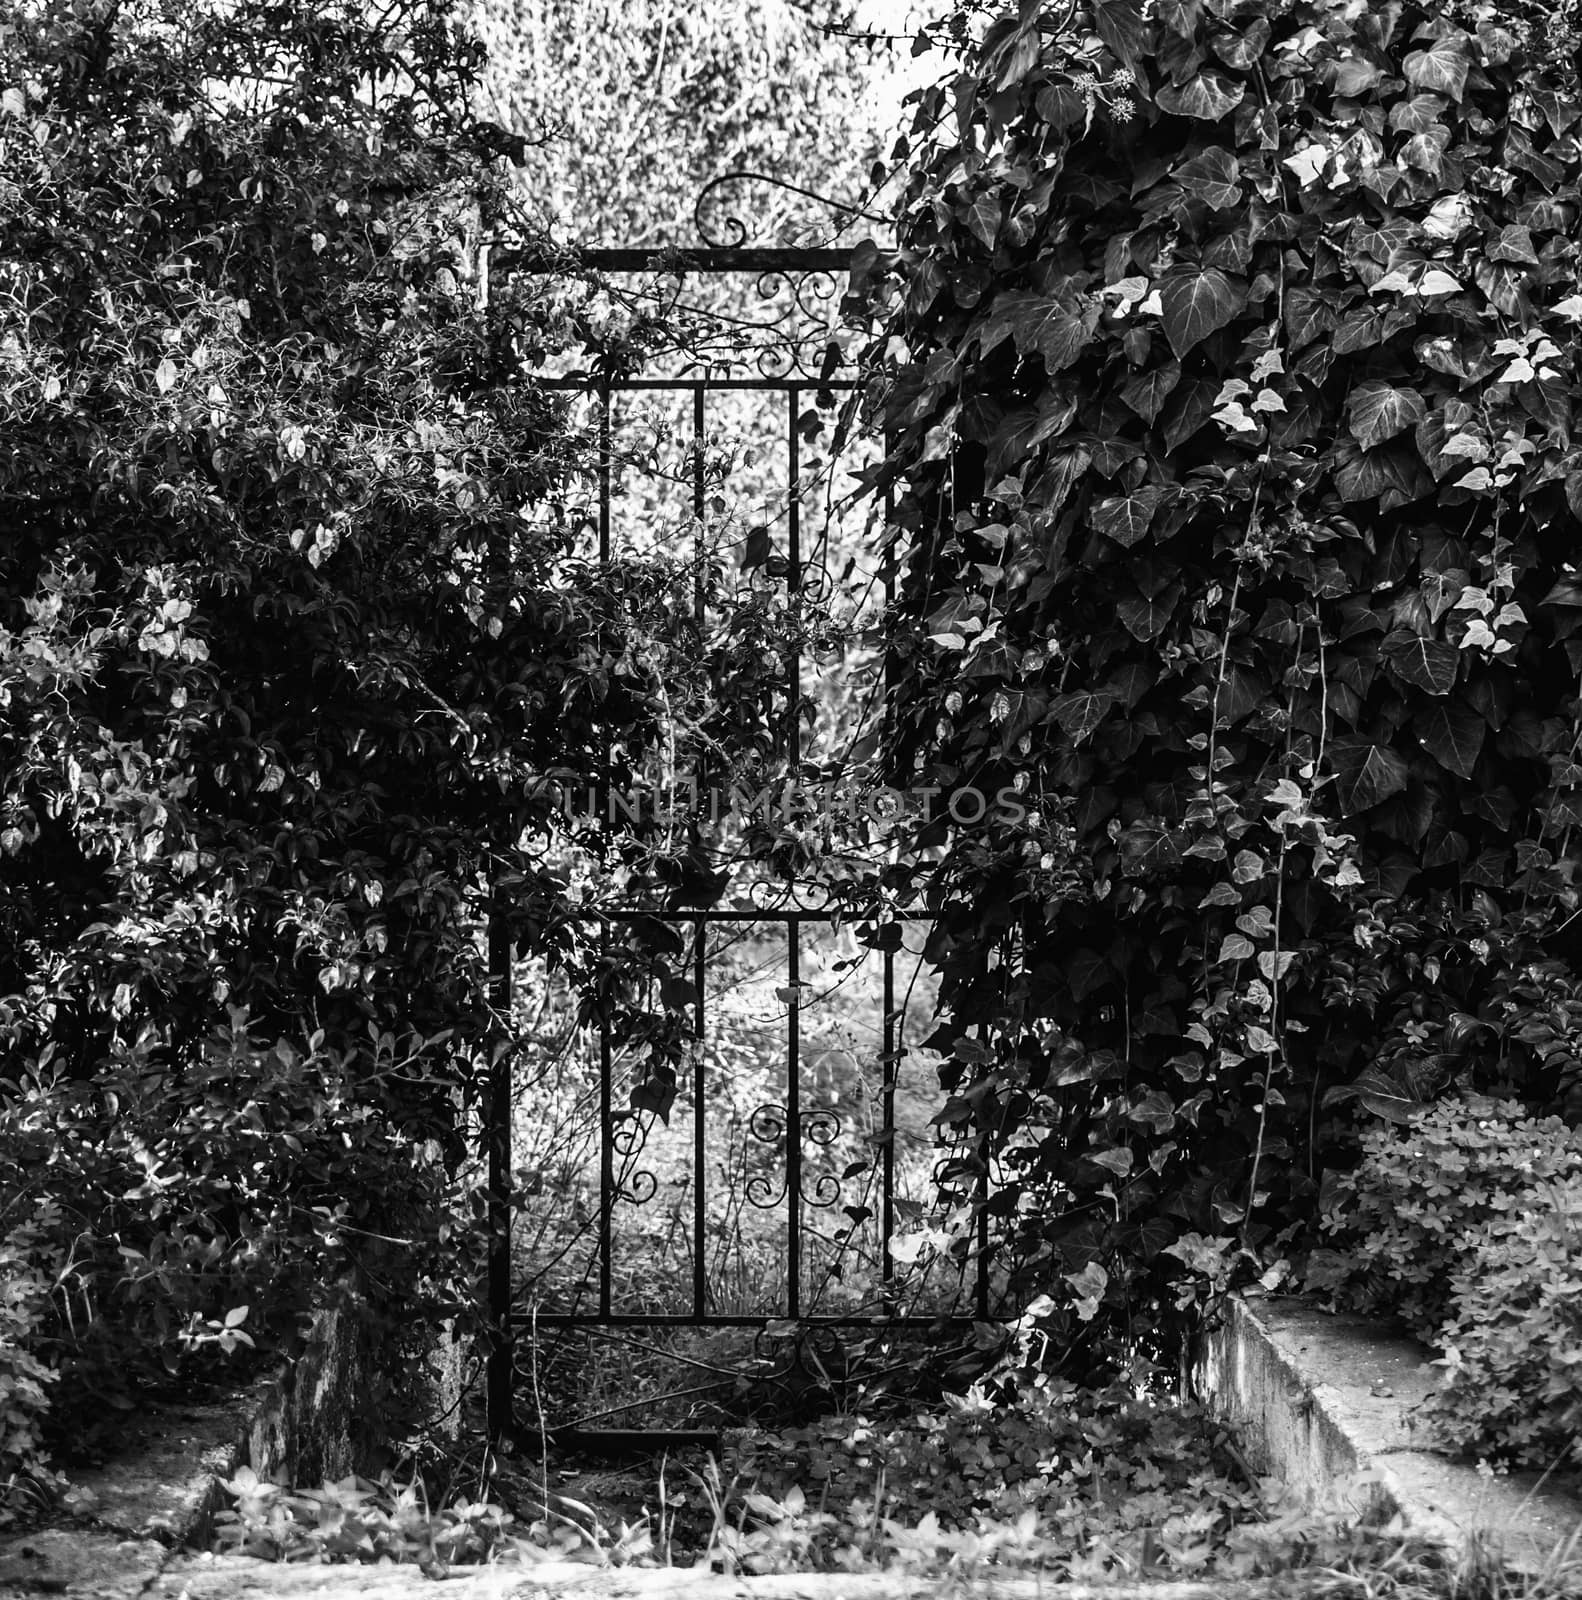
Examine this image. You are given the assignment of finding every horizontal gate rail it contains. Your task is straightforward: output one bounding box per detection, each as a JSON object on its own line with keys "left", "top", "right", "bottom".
{"left": 537, "top": 377, "right": 862, "bottom": 392}
{"left": 524, "top": 1314, "right": 986, "bottom": 1328}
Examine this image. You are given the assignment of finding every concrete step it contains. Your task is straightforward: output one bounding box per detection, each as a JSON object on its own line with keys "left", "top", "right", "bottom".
{"left": 1195, "top": 1294, "right": 1582, "bottom": 1575}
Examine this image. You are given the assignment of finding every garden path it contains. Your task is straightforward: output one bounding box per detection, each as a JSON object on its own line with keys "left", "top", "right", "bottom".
{"left": 145, "top": 1556, "right": 1303, "bottom": 1600}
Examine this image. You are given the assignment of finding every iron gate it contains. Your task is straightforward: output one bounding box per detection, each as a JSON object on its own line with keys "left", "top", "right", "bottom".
{"left": 481, "top": 230, "right": 1010, "bottom": 1444}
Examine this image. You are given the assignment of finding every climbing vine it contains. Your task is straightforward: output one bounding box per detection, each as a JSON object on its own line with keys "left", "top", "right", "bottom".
{"left": 852, "top": 0, "right": 1582, "bottom": 1371}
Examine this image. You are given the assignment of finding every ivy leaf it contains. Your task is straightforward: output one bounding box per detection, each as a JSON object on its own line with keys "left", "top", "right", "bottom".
{"left": 1159, "top": 267, "right": 1245, "bottom": 358}
{"left": 1048, "top": 689, "right": 1118, "bottom": 745}
{"left": 1390, "top": 93, "right": 1450, "bottom": 135}
{"left": 1330, "top": 55, "right": 1383, "bottom": 96}
{"left": 1155, "top": 70, "right": 1245, "bottom": 120}
{"left": 1334, "top": 443, "right": 1428, "bottom": 508}
{"left": 1346, "top": 381, "right": 1427, "bottom": 449}
{"left": 1491, "top": 224, "right": 1540, "bottom": 265}
{"left": 741, "top": 525, "right": 773, "bottom": 571}
{"left": 1284, "top": 288, "right": 1338, "bottom": 353}
{"left": 1258, "top": 950, "right": 1295, "bottom": 981}
{"left": 1091, "top": 486, "right": 1163, "bottom": 548}
{"left": 1417, "top": 700, "right": 1486, "bottom": 777}
{"left": 979, "top": 292, "right": 1098, "bottom": 371}
{"left": 1324, "top": 1066, "right": 1429, "bottom": 1123}
{"left": 1093, "top": 0, "right": 1148, "bottom": 74}
{"left": 1118, "top": 364, "right": 1181, "bottom": 422}
{"left": 1159, "top": 377, "right": 1218, "bottom": 452}
{"left": 1085, "top": 1148, "right": 1132, "bottom": 1178}
{"left": 961, "top": 190, "right": 1002, "bottom": 248}
{"left": 1382, "top": 631, "right": 1460, "bottom": 696}
{"left": 1116, "top": 581, "right": 1182, "bottom": 641}
{"left": 1173, "top": 147, "right": 1242, "bottom": 208}
{"left": 1421, "top": 567, "right": 1469, "bottom": 623}
{"left": 1211, "top": 17, "right": 1270, "bottom": 69}
{"left": 1066, "top": 948, "right": 1113, "bottom": 1002}
{"left": 1327, "top": 737, "right": 1410, "bottom": 814}
{"left": 985, "top": 393, "right": 1078, "bottom": 481}
{"left": 1403, "top": 35, "right": 1470, "bottom": 101}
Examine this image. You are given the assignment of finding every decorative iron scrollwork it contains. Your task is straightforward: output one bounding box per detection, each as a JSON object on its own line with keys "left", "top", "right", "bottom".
{"left": 744, "top": 1103, "right": 787, "bottom": 1209}
{"left": 692, "top": 171, "right": 890, "bottom": 250}
{"left": 743, "top": 1102, "right": 846, "bottom": 1208}
{"left": 612, "top": 1111, "right": 658, "bottom": 1205}
{"left": 801, "top": 1107, "right": 842, "bottom": 1207}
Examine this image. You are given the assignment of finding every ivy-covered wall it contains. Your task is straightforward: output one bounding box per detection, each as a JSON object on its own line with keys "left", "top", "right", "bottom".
{"left": 854, "top": 0, "right": 1582, "bottom": 1370}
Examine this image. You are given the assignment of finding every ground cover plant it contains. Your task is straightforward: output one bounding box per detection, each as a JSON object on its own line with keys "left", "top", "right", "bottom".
{"left": 1313, "top": 1092, "right": 1582, "bottom": 1471}
{"left": 841, "top": 0, "right": 1582, "bottom": 1396}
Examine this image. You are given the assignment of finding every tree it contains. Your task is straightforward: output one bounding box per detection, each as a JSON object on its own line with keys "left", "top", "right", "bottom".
{"left": 851, "top": 0, "right": 1582, "bottom": 1374}
{"left": 471, "top": 0, "right": 897, "bottom": 247}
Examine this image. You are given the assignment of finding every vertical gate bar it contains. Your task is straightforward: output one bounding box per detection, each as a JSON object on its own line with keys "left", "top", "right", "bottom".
{"left": 786, "top": 384, "right": 801, "bottom": 766}
{"left": 976, "top": 1164, "right": 990, "bottom": 1319}
{"left": 599, "top": 927, "right": 614, "bottom": 1320}
{"left": 598, "top": 389, "right": 613, "bottom": 1322}
{"left": 485, "top": 898, "right": 514, "bottom": 1438}
{"left": 598, "top": 386, "right": 612, "bottom": 564}
{"left": 692, "top": 918, "right": 706, "bottom": 1319}
{"left": 693, "top": 387, "right": 707, "bottom": 626}
{"left": 787, "top": 384, "right": 801, "bottom": 590}
{"left": 881, "top": 944, "right": 895, "bottom": 1297}
{"left": 785, "top": 922, "right": 801, "bottom": 1319}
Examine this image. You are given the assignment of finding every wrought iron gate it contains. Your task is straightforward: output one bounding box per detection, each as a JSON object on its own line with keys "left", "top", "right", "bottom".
{"left": 481, "top": 228, "right": 1009, "bottom": 1445}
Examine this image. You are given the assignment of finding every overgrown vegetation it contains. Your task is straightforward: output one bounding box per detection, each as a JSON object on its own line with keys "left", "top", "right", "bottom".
{"left": 9, "top": 0, "right": 1582, "bottom": 1552}
{"left": 845, "top": 0, "right": 1582, "bottom": 1410}
{"left": 0, "top": 0, "right": 788, "bottom": 1509}
{"left": 1313, "top": 1093, "right": 1582, "bottom": 1470}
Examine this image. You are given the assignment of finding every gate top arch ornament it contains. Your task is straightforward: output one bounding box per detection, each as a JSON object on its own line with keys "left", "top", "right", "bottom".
{"left": 489, "top": 170, "right": 893, "bottom": 381}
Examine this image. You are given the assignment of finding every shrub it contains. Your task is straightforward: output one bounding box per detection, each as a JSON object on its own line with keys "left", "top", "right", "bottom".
{"left": 1311, "top": 1093, "right": 1582, "bottom": 1340}
{"left": 0, "top": 1206, "right": 61, "bottom": 1522}
{"left": 1313, "top": 1093, "right": 1582, "bottom": 1469}
{"left": 0, "top": 1015, "right": 484, "bottom": 1474}
{"left": 1429, "top": 1176, "right": 1582, "bottom": 1470}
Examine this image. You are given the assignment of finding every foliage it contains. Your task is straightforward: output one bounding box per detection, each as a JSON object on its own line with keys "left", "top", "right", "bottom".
{"left": 1309, "top": 1092, "right": 1582, "bottom": 1335}
{"left": 846, "top": 0, "right": 1582, "bottom": 1373}
{"left": 0, "top": 0, "right": 786, "bottom": 1494}
{"left": 471, "top": 0, "right": 894, "bottom": 247}
{"left": 1313, "top": 1093, "right": 1582, "bottom": 1470}
{"left": 728, "top": 1371, "right": 1262, "bottom": 1579}
{"left": 213, "top": 1464, "right": 522, "bottom": 1568}
{"left": 1432, "top": 1174, "right": 1582, "bottom": 1471}
{"left": 0, "top": 1205, "right": 60, "bottom": 1524}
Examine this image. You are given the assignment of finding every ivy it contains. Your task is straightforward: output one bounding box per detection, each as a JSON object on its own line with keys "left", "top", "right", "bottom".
{"left": 853, "top": 0, "right": 1582, "bottom": 1372}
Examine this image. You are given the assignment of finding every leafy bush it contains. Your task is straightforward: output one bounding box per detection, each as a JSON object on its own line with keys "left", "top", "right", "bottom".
{"left": 0, "top": 1207, "right": 61, "bottom": 1522}
{"left": 0, "top": 0, "right": 793, "bottom": 1494}
{"left": 0, "top": 1015, "right": 483, "bottom": 1464}
{"left": 1313, "top": 1093, "right": 1582, "bottom": 1468}
{"left": 1432, "top": 1175, "right": 1582, "bottom": 1470}
{"left": 1311, "top": 1094, "right": 1582, "bottom": 1338}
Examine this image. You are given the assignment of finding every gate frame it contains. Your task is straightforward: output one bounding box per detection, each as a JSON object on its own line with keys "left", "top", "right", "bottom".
{"left": 482, "top": 244, "right": 994, "bottom": 1444}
